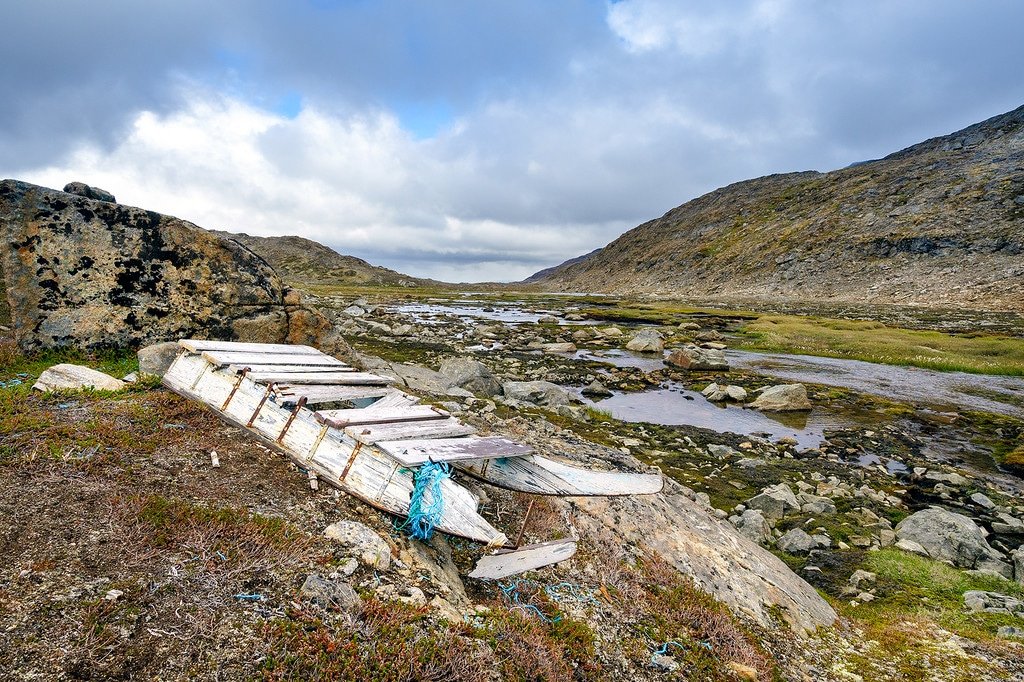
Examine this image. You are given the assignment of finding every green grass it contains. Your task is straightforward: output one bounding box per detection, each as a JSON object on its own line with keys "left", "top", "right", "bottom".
{"left": 735, "top": 315, "right": 1024, "bottom": 375}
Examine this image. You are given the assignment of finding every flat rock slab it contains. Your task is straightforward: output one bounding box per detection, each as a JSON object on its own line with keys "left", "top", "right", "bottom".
{"left": 33, "top": 364, "right": 125, "bottom": 392}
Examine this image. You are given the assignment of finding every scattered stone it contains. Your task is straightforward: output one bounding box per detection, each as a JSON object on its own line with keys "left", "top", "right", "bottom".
{"left": 438, "top": 358, "right": 500, "bottom": 397}
{"left": 581, "top": 380, "right": 613, "bottom": 397}
{"left": 725, "top": 385, "right": 747, "bottom": 401}
{"left": 103, "top": 589, "right": 124, "bottom": 601}
{"left": 998, "top": 626, "right": 1024, "bottom": 639}
{"left": 963, "top": 591, "right": 1024, "bottom": 617}
{"left": 849, "top": 570, "right": 877, "bottom": 589}
{"left": 799, "top": 493, "right": 837, "bottom": 515}
{"left": 137, "top": 341, "right": 181, "bottom": 378}
{"left": 542, "top": 342, "right": 577, "bottom": 354}
{"left": 625, "top": 329, "right": 664, "bottom": 353}
{"left": 677, "top": 322, "right": 701, "bottom": 331}
{"left": 599, "top": 326, "right": 624, "bottom": 338}
{"left": 33, "top": 364, "right": 125, "bottom": 392}
{"left": 537, "top": 315, "right": 559, "bottom": 324}
{"left": 300, "top": 574, "right": 361, "bottom": 615}
{"left": 324, "top": 521, "right": 391, "bottom": 569}
{"left": 1013, "top": 547, "right": 1024, "bottom": 585}
{"left": 895, "top": 507, "right": 1006, "bottom": 571}
{"left": 731, "top": 509, "right": 772, "bottom": 544}
{"left": 665, "top": 345, "right": 729, "bottom": 370}
{"left": 707, "top": 444, "right": 738, "bottom": 458}
{"left": 726, "top": 661, "right": 759, "bottom": 681}
{"left": 750, "top": 384, "right": 811, "bottom": 411}
{"left": 969, "top": 492, "right": 996, "bottom": 509}
{"left": 777, "top": 528, "right": 819, "bottom": 554}
{"left": 343, "top": 305, "right": 366, "bottom": 317}
{"left": 501, "top": 380, "right": 572, "bottom": 407}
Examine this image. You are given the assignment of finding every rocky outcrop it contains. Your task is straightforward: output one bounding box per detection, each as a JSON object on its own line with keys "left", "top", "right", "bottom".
{"left": 0, "top": 180, "right": 347, "bottom": 355}
{"left": 569, "top": 478, "right": 837, "bottom": 634}
{"left": 63, "top": 181, "right": 115, "bottom": 203}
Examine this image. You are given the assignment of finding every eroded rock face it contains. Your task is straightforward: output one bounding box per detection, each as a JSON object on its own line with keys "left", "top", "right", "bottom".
{"left": 0, "top": 180, "right": 347, "bottom": 355}
{"left": 568, "top": 479, "right": 837, "bottom": 634}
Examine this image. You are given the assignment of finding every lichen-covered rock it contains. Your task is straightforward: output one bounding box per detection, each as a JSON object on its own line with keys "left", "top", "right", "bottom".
{"left": 33, "top": 364, "right": 125, "bottom": 392}
{"left": 324, "top": 520, "right": 391, "bottom": 569}
{"left": 137, "top": 341, "right": 181, "bottom": 378}
{"left": 665, "top": 345, "right": 729, "bottom": 370}
{"left": 896, "top": 506, "right": 1008, "bottom": 572}
{"left": 570, "top": 478, "right": 837, "bottom": 634}
{"left": 63, "top": 181, "right": 116, "bottom": 203}
{"left": 438, "top": 357, "right": 500, "bottom": 397}
{"left": 502, "top": 380, "right": 572, "bottom": 407}
{"left": 625, "top": 328, "right": 664, "bottom": 353}
{"left": 0, "top": 180, "right": 346, "bottom": 355}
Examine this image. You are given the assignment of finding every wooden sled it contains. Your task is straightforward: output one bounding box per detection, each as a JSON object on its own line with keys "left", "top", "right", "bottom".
{"left": 162, "top": 340, "right": 662, "bottom": 548}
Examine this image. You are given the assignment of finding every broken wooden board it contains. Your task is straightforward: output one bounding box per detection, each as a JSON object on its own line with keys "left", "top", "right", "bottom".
{"left": 315, "top": 404, "right": 448, "bottom": 428}
{"left": 457, "top": 454, "right": 664, "bottom": 496}
{"left": 246, "top": 371, "right": 392, "bottom": 385}
{"left": 468, "top": 539, "right": 577, "bottom": 580}
{"left": 162, "top": 345, "right": 508, "bottom": 546}
{"left": 362, "top": 391, "right": 420, "bottom": 412}
{"left": 347, "top": 417, "right": 476, "bottom": 445}
{"left": 225, "top": 364, "right": 355, "bottom": 375}
{"left": 377, "top": 436, "right": 533, "bottom": 467}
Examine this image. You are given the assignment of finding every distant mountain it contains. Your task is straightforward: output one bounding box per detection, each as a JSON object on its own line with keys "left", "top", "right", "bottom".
{"left": 213, "top": 232, "right": 425, "bottom": 288}
{"left": 524, "top": 248, "right": 603, "bottom": 283}
{"left": 531, "top": 105, "right": 1024, "bottom": 311}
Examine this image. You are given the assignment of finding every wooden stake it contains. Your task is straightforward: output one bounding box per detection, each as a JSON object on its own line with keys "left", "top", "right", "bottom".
{"left": 514, "top": 499, "right": 536, "bottom": 548}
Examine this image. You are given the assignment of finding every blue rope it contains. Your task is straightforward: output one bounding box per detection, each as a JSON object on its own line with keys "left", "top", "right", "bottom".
{"left": 402, "top": 460, "right": 450, "bottom": 540}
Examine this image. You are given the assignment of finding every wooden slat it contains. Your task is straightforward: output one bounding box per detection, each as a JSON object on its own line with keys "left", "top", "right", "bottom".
{"left": 179, "top": 339, "right": 319, "bottom": 354}
{"left": 468, "top": 540, "right": 577, "bottom": 580}
{"left": 226, "top": 364, "right": 355, "bottom": 375}
{"left": 249, "top": 371, "right": 393, "bottom": 385}
{"left": 347, "top": 418, "right": 476, "bottom": 445}
{"left": 456, "top": 455, "right": 664, "bottom": 496}
{"left": 201, "top": 350, "right": 346, "bottom": 368}
{"left": 364, "top": 392, "right": 420, "bottom": 412}
{"left": 377, "top": 436, "right": 533, "bottom": 467}
{"left": 315, "top": 404, "right": 448, "bottom": 428}
{"left": 275, "top": 385, "right": 397, "bottom": 406}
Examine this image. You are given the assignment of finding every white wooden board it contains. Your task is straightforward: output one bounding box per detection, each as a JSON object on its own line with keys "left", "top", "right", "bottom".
{"left": 377, "top": 436, "right": 533, "bottom": 466}
{"left": 248, "top": 371, "right": 393, "bottom": 385}
{"left": 347, "top": 417, "right": 476, "bottom": 445}
{"left": 275, "top": 385, "right": 397, "bottom": 405}
{"left": 315, "top": 404, "right": 448, "bottom": 428}
{"left": 179, "top": 339, "right": 319, "bottom": 354}
{"left": 227, "top": 364, "right": 355, "bottom": 375}
{"left": 364, "top": 392, "right": 420, "bottom": 412}
{"left": 202, "top": 350, "right": 347, "bottom": 367}
{"left": 468, "top": 540, "right": 577, "bottom": 580}
{"left": 457, "top": 455, "right": 664, "bottom": 496}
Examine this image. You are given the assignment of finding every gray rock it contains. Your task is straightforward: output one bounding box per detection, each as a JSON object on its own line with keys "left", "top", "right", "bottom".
{"left": 745, "top": 493, "right": 786, "bottom": 525}
{"left": 388, "top": 363, "right": 448, "bottom": 394}
{"left": 724, "top": 385, "right": 747, "bottom": 401}
{"left": 343, "top": 305, "right": 366, "bottom": 317}
{"left": 1013, "top": 547, "right": 1024, "bottom": 585}
{"left": 731, "top": 509, "right": 771, "bottom": 544}
{"left": 849, "top": 570, "right": 877, "bottom": 588}
{"left": 762, "top": 483, "right": 800, "bottom": 512}
{"left": 33, "top": 364, "right": 125, "bottom": 392}
{"left": 998, "top": 626, "right": 1024, "bottom": 639}
{"left": 924, "top": 470, "right": 970, "bottom": 487}
{"left": 895, "top": 506, "right": 1003, "bottom": 570}
{"left": 750, "top": 384, "right": 812, "bottom": 411}
{"left": 581, "top": 380, "right": 613, "bottom": 397}
{"left": 391, "top": 323, "right": 414, "bottom": 336}
{"left": 665, "top": 345, "right": 729, "bottom": 370}
{"left": 777, "top": 528, "right": 818, "bottom": 554}
{"left": 537, "top": 315, "right": 559, "bottom": 324}
{"left": 969, "top": 492, "right": 996, "bottom": 509}
{"left": 702, "top": 382, "right": 727, "bottom": 401}
{"left": 707, "top": 444, "right": 738, "bottom": 458}
{"left": 501, "top": 380, "right": 572, "bottom": 407}
{"left": 625, "top": 329, "right": 664, "bottom": 353}
{"left": 799, "top": 493, "right": 837, "bottom": 516}
{"left": 438, "top": 358, "right": 500, "bottom": 397}
{"left": 63, "top": 181, "right": 116, "bottom": 203}
{"left": 300, "top": 574, "right": 361, "bottom": 615}
{"left": 137, "top": 341, "right": 181, "bottom": 378}
{"left": 963, "top": 590, "right": 1024, "bottom": 617}
{"left": 542, "top": 342, "right": 577, "bottom": 354}
{"left": 599, "top": 326, "right": 624, "bottom": 338}
{"left": 324, "top": 521, "right": 391, "bottom": 569}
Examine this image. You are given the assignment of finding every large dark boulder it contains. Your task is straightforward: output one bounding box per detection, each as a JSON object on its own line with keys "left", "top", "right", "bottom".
{"left": 0, "top": 179, "right": 347, "bottom": 356}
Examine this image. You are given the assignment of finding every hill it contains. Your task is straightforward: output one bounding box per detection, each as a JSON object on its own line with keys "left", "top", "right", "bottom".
{"left": 213, "top": 231, "right": 426, "bottom": 289}
{"left": 530, "top": 105, "right": 1024, "bottom": 311}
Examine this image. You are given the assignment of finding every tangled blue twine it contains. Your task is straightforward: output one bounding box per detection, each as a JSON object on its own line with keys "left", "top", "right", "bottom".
{"left": 500, "top": 580, "right": 562, "bottom": 624}
{"left": 650, "top": 639, "right": 712, "bottom": 666}
{"left": 0, "top": 373, "right": 28, "bottom": 389}
{"left": 402, "top": 461, "right": 450, "bottom": 540}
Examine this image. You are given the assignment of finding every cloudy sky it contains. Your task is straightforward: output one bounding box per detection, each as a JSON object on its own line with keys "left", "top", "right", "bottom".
{"left": 3, "top": 1, "right": 1022, "bottom": 281}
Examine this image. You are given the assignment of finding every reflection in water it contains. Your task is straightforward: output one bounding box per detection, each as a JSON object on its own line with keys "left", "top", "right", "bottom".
{"left": 580, "top": 385, "right": 863, "bottom": 450}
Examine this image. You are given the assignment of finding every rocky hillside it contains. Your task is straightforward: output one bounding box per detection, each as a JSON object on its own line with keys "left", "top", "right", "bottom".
{"left": 532, "top": 105, "right": 1024, "bottom": 311}
{"left": 213, "top": 231, "right": 426, "bottom": 289}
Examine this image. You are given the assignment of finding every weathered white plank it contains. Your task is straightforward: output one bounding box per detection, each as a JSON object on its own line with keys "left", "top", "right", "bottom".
{"left": 226, "top": 364, "right": 355, "bottom": 375}
{"left": 315, "top": 404, "right": 448, "bottom": 428}
{"left": 457, "top": 455, "right": 664, "bottom": 496}
{"left": 201, "top": 350, "right": 347, "bottom": 368}
{"left": 347, "top": 417, "right": 476, "bottom": 445}
{"left": 468, "top": 540, "right": 577, "bottom": 580}
{"left": 276, "top": 385, "right": 397, "bottom": 405}
{"left": 249, "top": 371, "right": 393, "bottom": 385}
{"left": 378, "top": 436, "right": 533, "bottom": 466}
{"left": 363, "top": 392, "right": 421, "bottom": 412}
{"left": 179, "top": 339, "right": 319, "bottom": 354}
